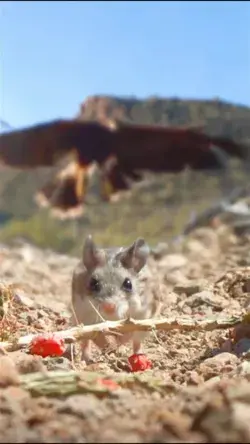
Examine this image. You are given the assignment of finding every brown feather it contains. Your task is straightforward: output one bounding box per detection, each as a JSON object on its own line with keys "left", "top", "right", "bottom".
{"left": 0, "top": 119, "right": 113, "bottom": 168}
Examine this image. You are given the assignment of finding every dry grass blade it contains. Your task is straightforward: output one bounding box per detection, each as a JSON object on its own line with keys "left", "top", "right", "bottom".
{"left": 0, "top": 314, "right": 243, "bottom": 352}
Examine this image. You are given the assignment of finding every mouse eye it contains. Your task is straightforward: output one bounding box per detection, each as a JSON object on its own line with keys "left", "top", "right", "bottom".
{"left": 89, "top": 277, "right": 101, "bottom": 293}
{"left": 122, "top": 278, "right": 132, "bottom": 292}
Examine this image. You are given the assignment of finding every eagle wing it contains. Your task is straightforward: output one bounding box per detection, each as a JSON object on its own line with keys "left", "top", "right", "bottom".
{"left": 207, "top": 135, "right": 246, "bottom": 159}
{"left": 110, "top": 124, "right": 226, "bottom": 172}
{"left": 0, "top": 117, "right": 247, "bottom": 217}
{"left": 0, "top": 119, "right": 82, "bottom": 168}
{"left": 0, "top": 118, "right": 116, "bottom": 217}
{"left": 100, "top": 123, "right": 247, "bottom": 200}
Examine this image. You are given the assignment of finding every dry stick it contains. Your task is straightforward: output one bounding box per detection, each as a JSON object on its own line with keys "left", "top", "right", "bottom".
{"left": 0, "top": 314, "right": 243, "bottom": 353}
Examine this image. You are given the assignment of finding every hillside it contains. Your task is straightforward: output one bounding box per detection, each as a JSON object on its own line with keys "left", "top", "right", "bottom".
{"left": 0, "top": 96, "right": 250, "bottom": 252}
{"left": 78, "top": 95, "right": 250, "bottom": 142}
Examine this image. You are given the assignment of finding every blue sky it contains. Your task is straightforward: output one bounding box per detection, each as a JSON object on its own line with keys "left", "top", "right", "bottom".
{"left": 1, "top": 1, "right": 249, "bottom": 128}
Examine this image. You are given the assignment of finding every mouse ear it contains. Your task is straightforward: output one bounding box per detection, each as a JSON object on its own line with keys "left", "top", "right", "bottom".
{"left": 117, "top": 238, "right": 149, "bottom": 273}
{"left": 82, "top": 235, "right": 106, "bottom": 270}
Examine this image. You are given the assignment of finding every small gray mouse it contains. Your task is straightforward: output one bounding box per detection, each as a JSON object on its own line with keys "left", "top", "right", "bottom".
{"left": 70, "top": 235, "right": 161, "bottom": 363}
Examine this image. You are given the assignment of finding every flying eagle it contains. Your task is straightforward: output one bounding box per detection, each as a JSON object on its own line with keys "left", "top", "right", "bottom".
{"left": 0, "top": 118, "right": 247, "bottom": 218}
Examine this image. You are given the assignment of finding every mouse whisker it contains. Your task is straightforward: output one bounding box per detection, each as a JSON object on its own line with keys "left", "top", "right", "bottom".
{"left": 88, "top": 300, "right": 123, "bottom": 340}
{"left": 88, "top": 299, "right": 106, "bottom": 322}
{"left": 70, "top": 300, "right": 81, "bottom": 325}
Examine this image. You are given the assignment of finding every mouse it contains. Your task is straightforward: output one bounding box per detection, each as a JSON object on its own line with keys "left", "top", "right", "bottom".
{"left": 70, "top": 235, "right": 162, "bottom": 363}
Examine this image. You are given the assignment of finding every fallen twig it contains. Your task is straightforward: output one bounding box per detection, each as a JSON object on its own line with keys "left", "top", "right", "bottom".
{"left": 0, "top": 314, "right": 243, "bottom": 353}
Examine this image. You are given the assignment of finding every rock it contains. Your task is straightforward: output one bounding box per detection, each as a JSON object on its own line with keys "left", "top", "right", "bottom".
{"left": 206, "top": 352, "right": 238, "bottom": 365}
{"left": 183, "top": 227, "right": 221, "bottom": 260}
{"left": 198, "top": 353, "right": 239, "bottom": 380}
{"left": 174, "top": 281, "right": 208, "bottom": 297}
{"left": 235, "top": 361, "right": 250, "bottom": 376}
{"left": 190, "top": 227, "right": 220, "bottom": 250}
{"left": 164, "top": 291, "right": 178, "bottom": 305}
{"left": 216, "top": 224, "right": 238, "bottom": 247}
{"left": 151, "top": 242, "right": 169, "bottom": 259}
{"left": 3, "top": 385, "right": 30, "bottom": 402}
{"left": 43, "top": 356, "right": 73, "bottom": 372}
{"left": 165, "top": 270, "right": 189, "bottom": 286}
{"left": 0, "top": 345, "right": 8, "bottom": 356}
{"left": 57, "top": 394, "right": 107, "bottom": 420}
{"left": 180, "top": 305, "right": 193, "bottom": 315}
{"left": 12, "top": 289, "right": 35, "bottom": 308}
{"left": 9, "top": 351, "right": 47, "bottom": 374}
{"left": 203, "top": 375, "right": 221, "bottom": 387}
{"left": 158, "top": 254, "right": 187, "bottom": 271}
{"left": 184, "top": 239, "right": 216, "bottom": 260}
{"left": 0, "top": 355, "right": 21, "bottom": 387}
{"left": 186, "top": 371, "right": 204, "bottom": 386}
{"left": 237, "top": 257, "right": 250, "bottom": 267}
{"left": 230, "top": 402, "right": 250, "bottom": 439}
{"left": 180, "top": 290, "right": 226, "bottom": 312}
{"left": 37, "top": 309, "right": 49, "bottom": 318}
{"left": 196, "top": 398, "right": 250, "bottom": 442}
{"left": 33, "top": 319, "right": 48, "bottom": 329}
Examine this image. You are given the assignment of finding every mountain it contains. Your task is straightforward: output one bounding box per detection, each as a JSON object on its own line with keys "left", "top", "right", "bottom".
{"left": 77, "top": 95, "right": 250, "bottom": 142}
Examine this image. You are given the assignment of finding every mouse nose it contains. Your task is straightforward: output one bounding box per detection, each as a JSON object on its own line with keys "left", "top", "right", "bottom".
{"left": 101, "top": 302, "right": 116, "bottom": 315}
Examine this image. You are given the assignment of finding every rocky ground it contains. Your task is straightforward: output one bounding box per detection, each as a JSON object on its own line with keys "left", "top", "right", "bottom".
{"left": 2, "top": 225, "right": 250, "bottom": 442}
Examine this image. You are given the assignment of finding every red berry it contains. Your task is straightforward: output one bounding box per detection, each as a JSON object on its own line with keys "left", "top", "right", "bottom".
{"left": 128, "top": 353, "right": 152, "bottom": 372}
{"left": 29, "top": 334, "right": 66, "bottom": 358}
